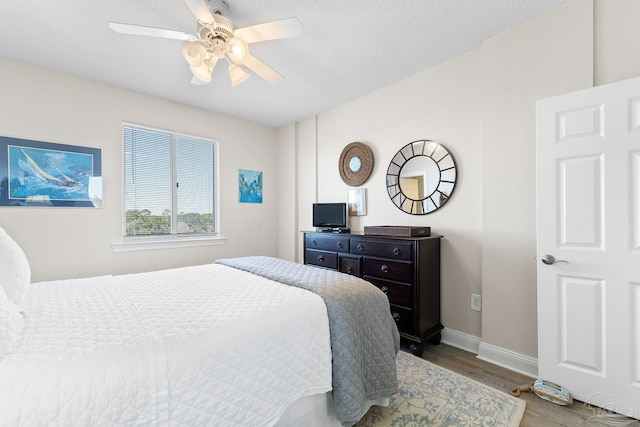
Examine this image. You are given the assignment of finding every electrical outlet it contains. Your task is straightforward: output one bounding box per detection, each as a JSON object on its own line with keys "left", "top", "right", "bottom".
{"left": 471, "top": 294, "right": 482, "bottom": 312}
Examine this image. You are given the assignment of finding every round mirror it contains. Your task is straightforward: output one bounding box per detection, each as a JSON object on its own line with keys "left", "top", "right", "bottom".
{"left": 386, "top": 140, "right": 457, "bottom": 215}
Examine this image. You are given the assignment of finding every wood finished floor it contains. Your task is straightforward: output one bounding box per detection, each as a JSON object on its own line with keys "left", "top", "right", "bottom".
{"left": 419, "top": 342, "right": 598, "bottom": 427}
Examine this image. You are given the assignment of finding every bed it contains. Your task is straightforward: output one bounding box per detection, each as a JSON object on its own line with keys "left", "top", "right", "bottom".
{"left": 0, "top": 226, "right": 400, "bottom": 426}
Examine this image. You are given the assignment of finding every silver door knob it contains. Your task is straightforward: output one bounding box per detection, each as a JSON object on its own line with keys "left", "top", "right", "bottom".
{"left": 541, "top": 254, "right": 568, "bottom": 265}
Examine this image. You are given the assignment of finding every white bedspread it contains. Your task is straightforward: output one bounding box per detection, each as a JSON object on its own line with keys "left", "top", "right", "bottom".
{"left": 0, "top": 264, "right": 332, "bottom": 426}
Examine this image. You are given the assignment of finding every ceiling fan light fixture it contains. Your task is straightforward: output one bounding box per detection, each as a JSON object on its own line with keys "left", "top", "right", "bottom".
{"left": 191, "top": 75, "right": 209, "bottom": 86}
{"left": 226, "top": 37, "right": 248, "bottom": 64}
{"left": 228, "top": 63, "right": 249, "bottom": 86}
{"left": 191, "top": 58, "right": 214, "bottom": 83}
{"left": 182, "top": 41, "right": 207, "bottom": 66}
{"left": 110, "top": 5, "right": 302, "bottom": 87}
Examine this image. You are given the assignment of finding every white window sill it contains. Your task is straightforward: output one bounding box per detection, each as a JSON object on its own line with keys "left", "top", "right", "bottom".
{"left": 111, "top": 235, "right": 227, "bottom": 253}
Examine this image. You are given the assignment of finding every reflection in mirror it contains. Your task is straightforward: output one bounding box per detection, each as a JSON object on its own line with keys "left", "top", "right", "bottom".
{"left": 386, "top": 140, "right": 457, "bottom": 215}
{"left": 399, "top": 156, "right": 438, "bottom": 197}
{"left": 349, "top": 156, "right": 362, "bottom": 172}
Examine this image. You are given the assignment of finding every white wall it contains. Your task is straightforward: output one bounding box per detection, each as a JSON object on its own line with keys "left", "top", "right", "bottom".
{"left": 481, "top": 0, "right": 593, "bottom": 358}
{"left": 594, "top": 0, "right": 640, "bottom": 85}
{"left": 282, "top": 0, "right": 640, "bottom": 361}
{"left": 276, "top": 123, "right": 297, "bottom": 261}
{"left": 295, "top": 48, "right": 485, "bottom": 338}
{"left": 295, "top": 117, "right": 319, "bottom": 262}
{"left": 0, "top": 58, "right": 279, "bottom": 282}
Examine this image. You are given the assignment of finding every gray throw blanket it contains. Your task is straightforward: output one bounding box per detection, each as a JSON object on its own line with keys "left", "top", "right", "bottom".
{"left": 215, "top": 256, "right": 400, "bottom": 426}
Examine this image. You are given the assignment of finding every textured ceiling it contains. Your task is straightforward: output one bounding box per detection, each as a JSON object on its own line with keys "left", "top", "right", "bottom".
{"left": 0, "top": 0, "right": 566, "bottom": 127}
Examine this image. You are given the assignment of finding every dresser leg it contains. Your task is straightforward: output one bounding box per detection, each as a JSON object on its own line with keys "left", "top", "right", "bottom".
{"left": 409, "top": 343, "right": 424, "bottom": 357}
{"left": 428, "top": 332, "right": 442, "bottom": 345}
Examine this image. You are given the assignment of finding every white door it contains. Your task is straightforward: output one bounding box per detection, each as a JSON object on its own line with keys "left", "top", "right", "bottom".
{"left": 537, "top": 75, "right": 640, "bottom": 418}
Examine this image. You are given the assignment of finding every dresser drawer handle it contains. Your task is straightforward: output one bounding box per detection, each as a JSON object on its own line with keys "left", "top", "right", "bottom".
{"left": 381, "top": 264, "right": 389, "bottom": 273}
{"left": 392, "top": 312, "right": 400, "bottom": 322}
{"left": 311, "top": 240, "right": 318, "bottom": 246}
{"left": 381, "top": 286, "right": 389, "bottom": 295}
{"left": 346, "top": 266, "right": 352, "bottom": 274}
{"left": 337, "top": 242, "right": 343, "bottom": 249}
{"left": 317, "top": 255, "right": 324, "bottom": 262}
{"left": 392, "top": 247, "right": 400, "bottom": 256}
{"left": 357, "top": 244, "right": 364, "bottom": 251}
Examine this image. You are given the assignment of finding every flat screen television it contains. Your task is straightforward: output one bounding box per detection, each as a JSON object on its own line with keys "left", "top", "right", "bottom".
{"left": 312, "top": 203, "right": 348, "bottom": 230}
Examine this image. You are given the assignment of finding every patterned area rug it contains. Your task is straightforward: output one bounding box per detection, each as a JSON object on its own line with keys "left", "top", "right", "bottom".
{"left": 355, "top": 351, "right": 526, "bottom": 427}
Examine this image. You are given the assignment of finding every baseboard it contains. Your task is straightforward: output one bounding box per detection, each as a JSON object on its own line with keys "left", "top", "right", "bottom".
{"left": 477, "top": 342, "right": 538, "bottom": 378}
{"left": 440, "top": 328, "right": 538, "bottom": 379}
{"left": 441, "top": 328, "right": 481, "bottom": 354}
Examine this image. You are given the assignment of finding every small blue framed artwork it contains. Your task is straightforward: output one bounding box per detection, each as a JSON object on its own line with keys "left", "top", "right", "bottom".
{"left": 238, "top": 169, "right": 262, "bottom": 203}
{"left": 0, "top": 136, "right": 102, "bottom": 207}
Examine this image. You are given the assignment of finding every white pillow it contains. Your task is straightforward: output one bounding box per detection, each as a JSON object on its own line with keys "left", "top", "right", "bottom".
{"left": 0, "top": 226, "right": 31, "bottom": 307}
{"left": 0, "top": 285, "right": 24, "bottom": 357}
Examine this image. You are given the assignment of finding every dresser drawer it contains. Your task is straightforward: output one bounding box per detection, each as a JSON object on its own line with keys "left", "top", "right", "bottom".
{"left": 367, "top": 278, "right": 413, "bottom": 307}
{"left": 390, "top": 304, "right": 414, "bottom": 334}
{"left": 306, "top": 235, "right": 349, "bottom": 252}
{"left": 350, "top": 238, "right": 413, "bottom": 260}
{"left": 303, "top": 231, "right": 442, "bottom": 354}
{"left": 339, "top": 255, "right": 361, "bottom": 276}
{"left": 363, "top": 258, "right": 413, "bottom": 283}
{"left": 305, "top": 249, "right": 338, "bottom": 269}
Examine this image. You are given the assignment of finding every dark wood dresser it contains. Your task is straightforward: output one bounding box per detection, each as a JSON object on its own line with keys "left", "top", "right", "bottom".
{"left": 303, "top": 231, "right": 442, "bottom": 355}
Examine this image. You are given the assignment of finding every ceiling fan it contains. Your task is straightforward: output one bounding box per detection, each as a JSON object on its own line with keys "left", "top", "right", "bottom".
{"left": 109, "top": 0, "right": 302, "bottom": 86}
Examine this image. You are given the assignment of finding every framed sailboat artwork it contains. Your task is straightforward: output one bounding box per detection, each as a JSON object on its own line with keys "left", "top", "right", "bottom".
{"left": 0, "top": 136, "right": 102, "bottom": 207}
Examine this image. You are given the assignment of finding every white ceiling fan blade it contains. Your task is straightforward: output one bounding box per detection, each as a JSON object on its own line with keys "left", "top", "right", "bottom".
{"left": 109, "top": 23, "right": 195, "bottom": 41}
{"left": 183, "top": 0, "right": 215, "bottom": 23}
{"left": 234, "top": 17, "right": 302, "bottom": 44}
{"left": 242, "top": 55, "right": 284, "bottom": 84}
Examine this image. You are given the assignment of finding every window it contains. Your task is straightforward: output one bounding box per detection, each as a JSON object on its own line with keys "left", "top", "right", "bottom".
{"left": 123, "top": 124, "right": 217, "bottom": 239}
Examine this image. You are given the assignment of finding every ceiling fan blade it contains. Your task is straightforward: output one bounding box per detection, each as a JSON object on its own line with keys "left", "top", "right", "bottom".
{"left": 242, "top": 55, "right": 284, "bottom": 84}
{"left": 183, "top": 0, "right": 215, "bottom": 23}
{"left": 234, "top": 17, "right": 302, "bottom": 44}
{"left": 109, "top": 23, "right": 195, "bottom": 41}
